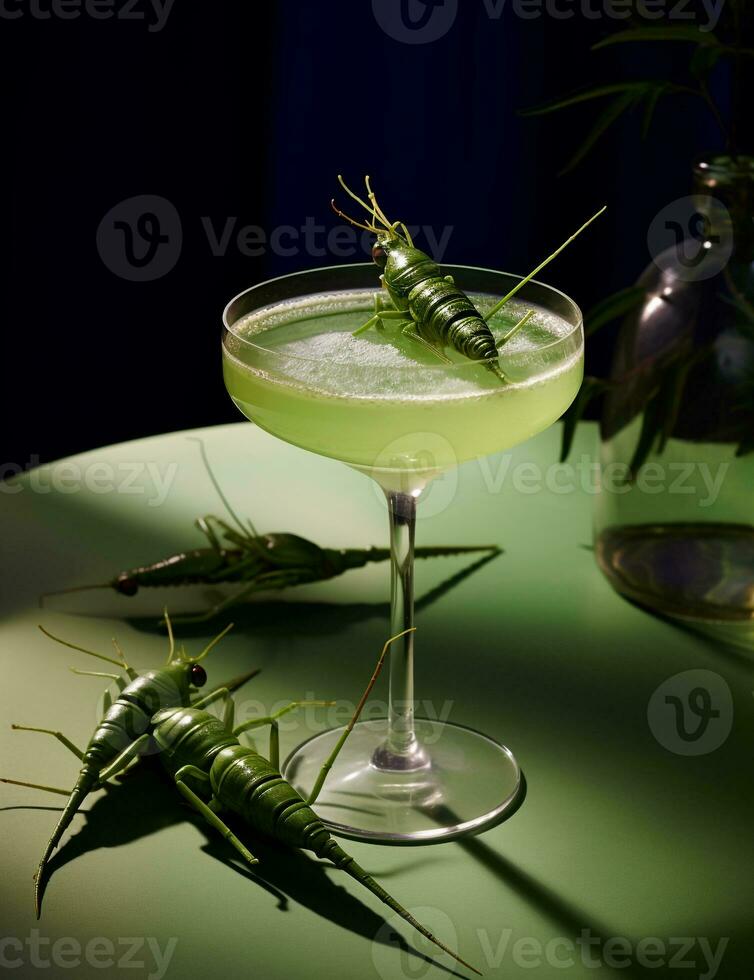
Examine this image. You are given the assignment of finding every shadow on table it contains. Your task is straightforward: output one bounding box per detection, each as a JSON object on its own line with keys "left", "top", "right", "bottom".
{"left": 119, "top": 550, "right": 501, "bottom": 640}
{"left": 1, "top": 763, "right": 468, "bottom": 979}
{"left": 455, "top": 837, "right": 646, "bottom": 979}
{"left": 427, "top": 787, "right": 645, "bottom": 980}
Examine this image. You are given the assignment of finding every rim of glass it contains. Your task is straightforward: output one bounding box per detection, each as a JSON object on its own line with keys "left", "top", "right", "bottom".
{"left": 223, "top": 263, "right": 584, "bottom": 373}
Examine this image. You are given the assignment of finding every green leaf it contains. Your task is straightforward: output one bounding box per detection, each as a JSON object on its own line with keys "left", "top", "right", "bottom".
{"left": 641, "top": 84, "right": 665, "bottom": 138}
{"left": 519, "top": 82, "right": 659, "bottom": 117}
{"left": 560, "top": 376, "right": 608, "bottom": 463}
{"left": 524, "top": 80, "right": 689, "bottom": 173}
{"left": 561, "top": 91, "right": 640, "bottom": 174}
{"left": 628, "top": 389, "right": 664, "bottom": 480}
{"left": 691, "top": 45, "right": 725, "bottom": 82}
{"left": 592, "top": 27, "right": 721, "bottom": 51}
{"left": 656, "top": 355, "right": 699, "bottom": 454}
{"left": 585, "top": 287, "right": 645, "bottom": 337}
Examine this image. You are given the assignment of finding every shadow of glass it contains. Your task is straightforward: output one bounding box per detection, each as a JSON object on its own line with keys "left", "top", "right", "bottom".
{"left": 429, "top": 787, "right": 648, "bottom": 980}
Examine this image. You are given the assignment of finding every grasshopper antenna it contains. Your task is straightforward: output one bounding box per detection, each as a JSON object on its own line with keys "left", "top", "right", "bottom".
{"left": 39, "top": 583, "right": 110, "bottom": 607}
{"left": 396, "top": 221, "right": 414, "bottom": 246}
{"left": 337, "top": 174, "right": 379, "bottom": 220}
{"left": 38, "top": 626, "right": 136, "bottom": 678}
{"left": 331, "top": 199, "right": 378, "bottom": 233}
{"left": 364, "top": 175, "right": 394, "bottom": 231}
{"left": 191, "top": 622, "right": 234, "bottom": 662}
{"left": 188, "top": 437, "right": 251, "bottom": 540}
{"left": 484, "top": 205, "right": 607, "bottom": 322}
{"left": 163, "top": 608, "right": 176, "bottom": 663}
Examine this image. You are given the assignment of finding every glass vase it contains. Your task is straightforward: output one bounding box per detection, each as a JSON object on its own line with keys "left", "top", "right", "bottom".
{"left": 595, "top": 155, "right": 754, "bottom": 648}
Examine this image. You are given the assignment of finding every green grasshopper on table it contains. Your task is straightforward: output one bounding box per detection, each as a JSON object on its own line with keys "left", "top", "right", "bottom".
{"left": 5, "top": 628, "right": 481, "bottom": 975}
{"left": 43, "top": 438, "right": 499, "bottom": 624}
{"left": 1, "top": 611, "right": 256, "bottom": 917}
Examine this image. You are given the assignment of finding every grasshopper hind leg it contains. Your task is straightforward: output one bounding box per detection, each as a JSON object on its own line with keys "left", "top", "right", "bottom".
{"left": 0, "top": 777, "right": 72, "bottom": 797}
{"left": 174, "top": 766, "right": 258, "bottom": 866}
{"left": 351, "top": 294, "right": 451, "bottom": 364}
{"left": 353, "top": 291, "right": 412, "bottom": 337}
{"left": 353, "top": 309, "right": 407, "bottom": 338}
{"left": 10, "top": 726, "right": 85, "bottom": 761}
{"left": 169, "top": 567, "right": 306, "bottom": 624}
{"left": 401, "top": 324, "right": 452, "bottom": 365}
{"left": 233, "top": 700, "right": 334, "bottom": 770}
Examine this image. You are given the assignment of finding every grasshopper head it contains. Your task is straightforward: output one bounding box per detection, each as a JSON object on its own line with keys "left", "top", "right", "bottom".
{"left": 332, "top": 176, "right": 434, "bottom": 287}
{"left": 163, "top": 654, "right": 208, "bottom": 690}
{"left": 371, "top": 231, "right": 425, "bottom": 271}
{"left": 161, "top": 610, "right": 232, "bottom": 693}
{"left": 378, "top": 238, "right": 434, "bottom": 282}
{"left": 333, "top": 175, "right": 421, "bottom": 269}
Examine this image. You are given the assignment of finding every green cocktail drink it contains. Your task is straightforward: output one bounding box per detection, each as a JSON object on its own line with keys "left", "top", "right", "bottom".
{"left": 222, "top": 263, "right": 584, "bottom": 843}
{"left": 224, "top": 287, "right": 582, "bottom": 491}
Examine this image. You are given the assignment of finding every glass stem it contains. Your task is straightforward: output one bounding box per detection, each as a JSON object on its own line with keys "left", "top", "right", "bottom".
{"left": 372, "top": 489, "right": 429, "bottom": 771}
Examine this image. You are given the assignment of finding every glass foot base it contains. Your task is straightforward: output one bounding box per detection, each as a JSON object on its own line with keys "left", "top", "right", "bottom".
{"left": 282, "top": 718, "right": 522, "bottom": 843}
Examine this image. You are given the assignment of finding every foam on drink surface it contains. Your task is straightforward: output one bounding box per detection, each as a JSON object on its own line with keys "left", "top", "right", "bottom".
{"left": 227, "top": 289, "right": 579, "bottom": 400}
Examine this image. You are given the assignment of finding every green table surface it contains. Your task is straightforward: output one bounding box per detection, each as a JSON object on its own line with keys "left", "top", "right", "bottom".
{"left": 1, "top": 422, "right": 751, "bottom": 980}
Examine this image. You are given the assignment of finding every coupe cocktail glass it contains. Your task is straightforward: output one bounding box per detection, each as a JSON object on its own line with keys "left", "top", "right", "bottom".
{"left": 223, "top": 263, "right": 584, "bottom": 842}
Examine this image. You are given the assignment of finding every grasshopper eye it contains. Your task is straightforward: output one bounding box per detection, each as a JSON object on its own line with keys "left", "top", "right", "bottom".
{"left": 189, "top": 663, "right": 207, "bottom": 687}
{"left": 372, "top": 243, "right": 388, "bottom": 268}
{"left": 115, "top": 575, "right": 138, "bottom": 596}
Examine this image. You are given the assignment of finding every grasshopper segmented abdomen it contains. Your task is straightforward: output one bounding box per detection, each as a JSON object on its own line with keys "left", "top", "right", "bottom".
{"left": 334, "top": 174, "right": 605, "bottom": 384}
{"left": 3, "top": 613, "right": 238, "bottom": 917}
{"left": 150, "top": 630, "right": 482, "bottom": 976}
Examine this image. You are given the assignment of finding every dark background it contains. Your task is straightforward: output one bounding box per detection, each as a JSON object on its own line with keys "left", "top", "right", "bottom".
{"left": 4, "top": 0, "right": 743, "bottom": 468}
